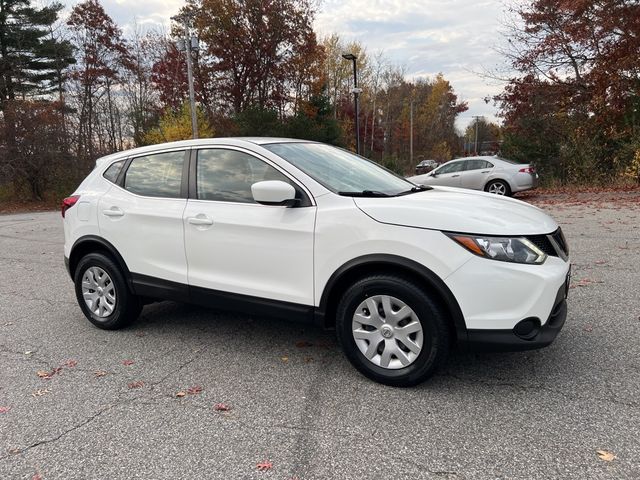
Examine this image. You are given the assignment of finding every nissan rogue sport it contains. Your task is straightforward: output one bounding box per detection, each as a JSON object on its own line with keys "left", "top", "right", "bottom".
{"left": 63, "top": 138, "right": 570, "bottom": 386}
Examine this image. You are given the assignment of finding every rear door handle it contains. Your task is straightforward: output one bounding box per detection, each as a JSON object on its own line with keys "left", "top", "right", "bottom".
{"left": 188, "top": 216, "right": 214, "bottom": 226}
{"left": 481, "top": 170, "right": 490, "bottom": 173}
{"left": 103, "top": 208, "right": 124, "bottom": 217}
{"left": 452, "top": 174, "right": 460, "bottom": 178}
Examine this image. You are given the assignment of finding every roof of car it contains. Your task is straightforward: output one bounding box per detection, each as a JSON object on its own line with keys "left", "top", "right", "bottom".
{"left": 94, "top": 137, "right": 313, "bottom": 166}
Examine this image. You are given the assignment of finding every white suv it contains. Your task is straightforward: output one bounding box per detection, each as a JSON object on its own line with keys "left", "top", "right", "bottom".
{"left": 63, "top": 138, "right": 570, "bottom": 386}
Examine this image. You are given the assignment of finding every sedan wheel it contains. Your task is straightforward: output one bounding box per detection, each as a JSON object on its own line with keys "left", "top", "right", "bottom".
{"left": 486, "top": 180, "right": 511, "bottom": 196}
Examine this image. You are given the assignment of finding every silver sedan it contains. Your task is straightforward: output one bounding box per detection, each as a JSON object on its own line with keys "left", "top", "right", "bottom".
{"left": 407, "top": 156, "right": 539, "bottom": 196}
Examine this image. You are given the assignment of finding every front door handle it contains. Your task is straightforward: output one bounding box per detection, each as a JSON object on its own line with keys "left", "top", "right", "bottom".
{"left": 481, "top": 170, "right": 491, "bottom": 173}
{"left": 188, "top": 216, "right": 214, "bottom": 226}
{"left": 103, "top": 208, "right": 124, "bottom": 217}
{"left": 452, "top": 174, "right": 460, "bottom": 178}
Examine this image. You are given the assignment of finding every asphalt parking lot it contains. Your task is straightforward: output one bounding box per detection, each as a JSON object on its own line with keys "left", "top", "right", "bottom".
{"left": 1, "top": 192, "right": 639, "bottom": 479}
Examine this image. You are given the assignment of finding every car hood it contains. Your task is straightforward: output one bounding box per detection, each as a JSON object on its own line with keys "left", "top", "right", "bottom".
{"left": 354, "top": 186, "right": 558, "bottom": 235}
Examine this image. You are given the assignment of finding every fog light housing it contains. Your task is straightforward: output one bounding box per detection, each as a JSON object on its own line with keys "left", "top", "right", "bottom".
{"left": 513, "top": 318, "right": 541, "bottom": 340}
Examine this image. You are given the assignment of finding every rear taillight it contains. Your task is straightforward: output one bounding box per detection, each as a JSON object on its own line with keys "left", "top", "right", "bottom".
{"left": 519, "top": 167, "right": 536, "bottom": 174}
{"left": 61, "top": 195, "right": 80, "bottom": 218}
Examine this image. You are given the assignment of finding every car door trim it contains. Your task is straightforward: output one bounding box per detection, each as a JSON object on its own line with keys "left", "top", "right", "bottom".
{"left": 129, "top": 272, "right": 315, "bottom": 323}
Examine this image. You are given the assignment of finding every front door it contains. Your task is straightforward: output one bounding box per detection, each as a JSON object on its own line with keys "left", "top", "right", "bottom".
{"left": 183, "top": 147, "right": 316, "bottom": 306}
{"left": 431, "top": 161, "right": 464, "bottom": 187}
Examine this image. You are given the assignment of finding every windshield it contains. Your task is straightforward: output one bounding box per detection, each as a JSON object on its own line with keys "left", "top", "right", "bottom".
{"left": 264, "top": 143, "right": 415, "bottom": 195}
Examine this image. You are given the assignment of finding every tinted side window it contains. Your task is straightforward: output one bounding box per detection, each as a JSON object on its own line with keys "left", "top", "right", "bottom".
{"left": 465, "top": 159, "right": 487, "bottom": 171}
{"left": 103, "top": 160, "right": 125, "bottom": 183}
{"left": 438, "top": 161, "right": 464, "bottom": 174}
{"left": 124, "top": 151, "right": 185, "bottom": 198}
{"left": 197, "top": 149, "right": 289, "bottom": 203}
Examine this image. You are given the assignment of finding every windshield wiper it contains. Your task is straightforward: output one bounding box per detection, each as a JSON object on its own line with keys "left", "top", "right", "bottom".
{"left": 338, "top": 190, "right": 393, "bottom": 197}
{"left": 397, "top": 185, "right": 433, "bottom": 196}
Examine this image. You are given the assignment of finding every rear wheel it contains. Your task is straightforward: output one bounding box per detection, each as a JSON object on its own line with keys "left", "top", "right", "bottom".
{"left": 335, "top": 275, "right": 450, "bottom": 387}
{"left": 485, "top": 179, "right": 511, "bottom": 196}
{"left": 74, "top": 253, "right": 142, "bottom": 330}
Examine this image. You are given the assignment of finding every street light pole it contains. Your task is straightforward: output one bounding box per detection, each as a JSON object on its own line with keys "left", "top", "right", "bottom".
{"left": 172, "top": 13, "right": 199, "bottom": 139}
{"left": 472, "top": 115, "right": 483, "bottom": 155}
{"left": 410, "top": 100, "right": 414, "bottom": 165}
{"left": 342, "top": 53, "right": 361, "bottom": 155}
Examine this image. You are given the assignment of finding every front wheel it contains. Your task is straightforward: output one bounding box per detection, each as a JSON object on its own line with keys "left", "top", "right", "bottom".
{"left": 485, "top": 179, "right": 511, "bottom": 196}
{"left": 74, "top": 253, "right": 142, "bottom": 330}
{"left": 335, "top": 275, "right": 450, "bottom": 387}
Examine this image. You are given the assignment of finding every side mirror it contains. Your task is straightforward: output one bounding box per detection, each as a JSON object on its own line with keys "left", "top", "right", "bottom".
{"left": 251, "top": 180, "right": 297, "bottom": 206}
{"left": 430, "top": 171, "right": 438, "bottom": 177}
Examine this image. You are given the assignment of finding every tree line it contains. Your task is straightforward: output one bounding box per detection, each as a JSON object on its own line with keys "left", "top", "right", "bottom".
{"left": 0, "top": 0, "right": 470, "bottom": 201}
{"left": 1, "top": 0, "right": 638, "bottom": 202}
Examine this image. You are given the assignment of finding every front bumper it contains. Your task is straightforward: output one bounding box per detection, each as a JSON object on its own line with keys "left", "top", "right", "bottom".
{"left": 464, "top": 282, "right": 567, "bottom": 351}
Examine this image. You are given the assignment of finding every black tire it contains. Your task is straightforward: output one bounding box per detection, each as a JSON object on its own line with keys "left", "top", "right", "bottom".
{"left": 335, "top": 275, "right": 450, "bottom": 387}
{"left": 74, "top": 253, "right": 142, "bottom": 330}
{"left": 485, "top": 179, "right": 512, "bottom": 196}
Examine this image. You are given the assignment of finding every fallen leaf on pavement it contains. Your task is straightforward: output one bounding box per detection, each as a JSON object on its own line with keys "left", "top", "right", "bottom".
{"left": 64, "top": 359, "right": 78, "bottom": 368}
{"left": 36, "top": 367, "right": 62, "bottom": 379}
{"left": 176, "top": 391, "right": 187, "bottom": 398}
{"left": 295, "top": 340, "right": 313, "bottom": 348}
{"left": 122, "top": 359, "right": 135, "bottom": 366}
{"left": 304, "top": 356, "right": 314, "bottom": 363}
{"left": 24, "top": 351, "right": 33, "bottom": 355}
{"left": 583, "top": 325, "right": 593, "bottom": 332}
{"left": 0, "top": 406, "right": 11, "bottom": 414}
{"left": 280, "top": 356, "right": 289, "bottom": 362}
{"left": 128, "top": 381, "right": 144, "bottom": 389}
{"left": 596, "top": 449, "right": 616, "bottom": 462}
{"left": 32, "top": 389, "right": 50, "bottom": 397}
{"left": 32, "top": 474, "right": 43, "bottom": 480}
{"left": 94, "top": 370, "right": 108, "bottom": 377}
{"left": 256, "top": 460, "right": 273, "bottom": 471}
{"left": 213, "top": 403, "right": 231, "bottom": 412}
{"left": 186, "top": 385, "right": 203, "bottom": 395}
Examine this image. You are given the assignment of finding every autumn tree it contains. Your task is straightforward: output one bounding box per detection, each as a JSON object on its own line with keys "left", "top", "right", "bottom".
{"left": 0, "top": 0, "right": 73, "bottom": 187}
{"left": 497, "top": 0, "right": 640, "bottom": 183}
{"left": 191, "top": 0, "right": 324, "bottom": 115}
{"left": 67, "top": 0, "right": 130, "bottom": 163}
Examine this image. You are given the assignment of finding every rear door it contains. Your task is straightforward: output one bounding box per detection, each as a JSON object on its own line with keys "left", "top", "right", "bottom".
{"left": 461, "top": 159, "right": 494, "bottom": 190}
{"left": 98, "top": 149, "right": 189, "bottom": 286}
{"left": 183, "top": 146, "right": 316, "bottom": 306}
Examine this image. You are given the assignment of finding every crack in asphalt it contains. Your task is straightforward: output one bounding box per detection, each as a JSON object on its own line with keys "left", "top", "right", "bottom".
{"left": 0, "top": 403, "right": 117, "bottom": 461}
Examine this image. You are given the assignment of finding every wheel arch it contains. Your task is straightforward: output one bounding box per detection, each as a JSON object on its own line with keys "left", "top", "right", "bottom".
{"left": 316, "top": 254, "right": 467, "bottom": 345}
{"left": 68, "top": 236, "right": 134, "bottom": 292}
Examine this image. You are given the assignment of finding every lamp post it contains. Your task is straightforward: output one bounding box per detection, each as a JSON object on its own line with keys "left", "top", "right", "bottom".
{"left": 172, "top": 12, "right": 199, "bottom": 139}
{"left": 342, "top": 53, "right": 361, "bottom": 155}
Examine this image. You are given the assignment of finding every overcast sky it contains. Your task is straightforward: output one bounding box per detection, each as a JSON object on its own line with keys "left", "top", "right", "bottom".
{"left": 73, "top": 0, "right": 513, "bottom": 131}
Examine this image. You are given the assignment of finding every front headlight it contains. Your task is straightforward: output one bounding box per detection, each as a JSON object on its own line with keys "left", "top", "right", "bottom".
{"left": 445, "top": 232, "right": 547, "bottom": 264}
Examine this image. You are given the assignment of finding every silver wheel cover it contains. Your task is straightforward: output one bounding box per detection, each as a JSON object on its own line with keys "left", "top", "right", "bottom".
{"left": 81, "top": 266, "right": 116, "bottom": 318}
{"left": 352, "top": 295, "right": 424, "bottom": 370}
